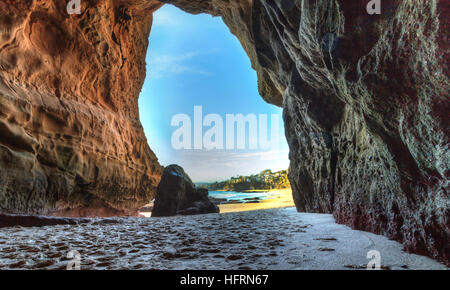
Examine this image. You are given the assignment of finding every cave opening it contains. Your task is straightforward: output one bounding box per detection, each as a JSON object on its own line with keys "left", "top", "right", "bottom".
{"left": 138, "top": 4, "right": 291, "bottom": 200}
{"left": 0, "top": 0, "right": 447, "bottom": 270}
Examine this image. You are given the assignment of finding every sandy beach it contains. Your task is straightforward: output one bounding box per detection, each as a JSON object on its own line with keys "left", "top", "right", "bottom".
{"left": 217, "top": 188, "right": 295, "bottom": 213}
{"left": 1, "top": 207, "right": 446, "bottom": 270}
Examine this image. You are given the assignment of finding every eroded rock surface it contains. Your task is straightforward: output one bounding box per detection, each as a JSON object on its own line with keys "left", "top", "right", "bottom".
{"left": 0, "top": 0, "right": 163, "bottom": 216}
{"left": 161, "top": 0, "right": 449, "bottom": 265}
{"left": 152, "top": 165, "right": 219, "bottom": 217}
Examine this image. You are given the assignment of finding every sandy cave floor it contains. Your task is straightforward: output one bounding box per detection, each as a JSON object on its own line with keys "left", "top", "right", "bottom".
{"left": 0, "top": 207, "right": 447, "bottom": 270}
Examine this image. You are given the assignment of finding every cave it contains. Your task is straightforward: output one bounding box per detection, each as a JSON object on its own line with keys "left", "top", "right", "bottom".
{"left": 0, "top": 0, "right": 448, "bottom": 267}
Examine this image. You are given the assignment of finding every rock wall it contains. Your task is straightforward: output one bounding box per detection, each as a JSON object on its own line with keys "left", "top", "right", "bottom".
{"left": 161, "top": 0, "right": 449, "bottom": 265}
{"left": 0, "top": 0, "right": 163, "bottom": 216}
{"left": 0, "top": 0, "right": 448, "bottom": 264}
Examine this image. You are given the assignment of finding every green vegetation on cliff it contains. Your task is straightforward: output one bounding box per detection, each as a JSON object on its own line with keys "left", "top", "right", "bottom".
{"left": 204, "top": 169, "right": 290, "bottom": 191}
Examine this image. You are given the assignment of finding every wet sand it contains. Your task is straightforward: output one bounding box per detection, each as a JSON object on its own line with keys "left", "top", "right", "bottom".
{"left": 0, "top": 207, "right": 446, "bottom": 270}
{"left": 218, "top": 188, "right": 295, "bottom": 213}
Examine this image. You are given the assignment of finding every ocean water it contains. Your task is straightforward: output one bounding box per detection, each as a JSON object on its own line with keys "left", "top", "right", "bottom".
{"left": 208, "top": 191, "right": 278, "bottom": 203}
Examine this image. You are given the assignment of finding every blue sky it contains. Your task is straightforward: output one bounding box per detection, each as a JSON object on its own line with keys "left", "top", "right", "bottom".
{"left": 138, "top": 5, "right": 289, "bottom": 182}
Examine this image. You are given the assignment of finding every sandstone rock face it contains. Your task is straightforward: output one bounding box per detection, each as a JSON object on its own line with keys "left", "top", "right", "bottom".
{"left": 0, "top": 0, "right": 448, "bottom": 264}
{"left": 152, "top": 165, "right": 219, "bottom": 217}
{"left": 0, "top": 0, "right": 163, "bottom": 216}
{"left": 161, "top": 0, "right": 449, "bottom": 265}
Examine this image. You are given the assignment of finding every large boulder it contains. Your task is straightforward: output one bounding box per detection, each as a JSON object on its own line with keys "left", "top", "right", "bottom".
{"left": 0, "top": 0, "right": 448, "bottom": 265}
{"left": 151, "top": 165, "right": 219, "bottom": 217}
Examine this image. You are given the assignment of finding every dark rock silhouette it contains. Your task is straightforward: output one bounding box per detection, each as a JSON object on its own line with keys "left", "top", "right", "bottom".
{"left": 152, "top": 165, "right": 219, "bottom": 217}
{"left": 0, "top": 213, "right": 90, "bottom": 228}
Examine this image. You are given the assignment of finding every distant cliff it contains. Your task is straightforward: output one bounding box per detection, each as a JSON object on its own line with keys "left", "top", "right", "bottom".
{"left": 0, "top": 0, "right": 448, "bottom": 265}
{"left": 162, "top": 0, "right": 449, "bottom": 266}
{"left": 204, "top": 169, "right": 290, "bottom": 192}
